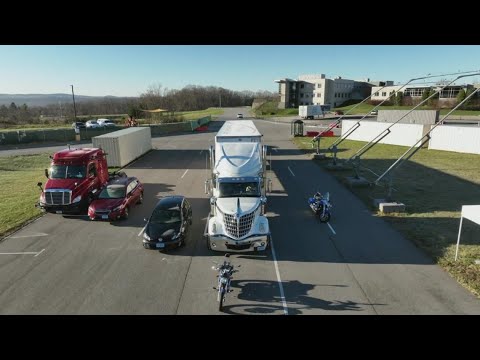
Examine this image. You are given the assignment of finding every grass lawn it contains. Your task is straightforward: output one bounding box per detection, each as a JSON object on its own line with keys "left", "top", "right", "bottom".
{"left": 0, "top": 154, "right": 50, "bottom": 237}
{"left": 293, "top": 136, "right": 480, "bottom": 297}
{"left": 177, "top": 108, "right": 224, "bottom": 120}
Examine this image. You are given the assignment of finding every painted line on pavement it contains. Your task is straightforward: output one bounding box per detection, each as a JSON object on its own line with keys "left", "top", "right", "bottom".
{"left": 327, "top": 222, "right": 336, "bottom": 235}
{"left": 138, "top": 225, "right": 147, "bottom": 237}
{"left": 0, "top": 250, "right": 44, "bottom": 256}
{"left": 10, "top": 233, "right": 48, "bottom": 239}
{"left": 34, "top": 248, "right": 46, "bottom": 257}
{"left": 270, "top": 234, "right": 288, "bottom": 315}
{"left": 287, "top": 166, "right": 295, "bottom": 177}
{"left": 181, "top": 169, "right": 189, "bottom": 178}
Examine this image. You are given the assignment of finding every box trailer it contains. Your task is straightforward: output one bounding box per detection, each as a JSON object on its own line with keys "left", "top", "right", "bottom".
{"left": 92, "top": 127, "right": 152, "bottom": 167}
{"left": 299, "top": 105, "right": 326, "bottom": 119}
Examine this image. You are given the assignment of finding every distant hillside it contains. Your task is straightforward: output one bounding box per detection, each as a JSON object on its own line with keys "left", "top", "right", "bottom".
{"left": 0, "top": 93, "right": 136, "bottom": 107}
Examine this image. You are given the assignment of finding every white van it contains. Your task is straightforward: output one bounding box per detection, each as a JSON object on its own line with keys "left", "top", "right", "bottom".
{"left": 97, "top": 118, "right": 116, "bottom": 127}
{"left": 86, "top": 120, "right": 101, "bottom": 128}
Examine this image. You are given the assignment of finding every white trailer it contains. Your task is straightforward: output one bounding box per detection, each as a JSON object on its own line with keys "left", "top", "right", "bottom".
{"left": 299, "top": 105, "right": 327, "bottom": 119}
{"left": 92, "top": 127, "right": 152, "bottom": 167}
{"left": 204, "top": 120, "right": 271, "bottom": 252}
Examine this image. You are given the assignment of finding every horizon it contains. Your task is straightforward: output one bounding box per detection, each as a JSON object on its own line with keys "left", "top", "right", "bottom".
{"left": 1, "top": 45, "right": 480, "bottom": 97}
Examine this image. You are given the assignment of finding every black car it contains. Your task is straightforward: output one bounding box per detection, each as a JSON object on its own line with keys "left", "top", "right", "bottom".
{"left": 142, "top": 196, "right": 192, "bottom": 250}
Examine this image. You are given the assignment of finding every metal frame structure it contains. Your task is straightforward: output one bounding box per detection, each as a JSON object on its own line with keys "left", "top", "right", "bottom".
{"left": 346, "top": 72, "right": 480, "bottom": 180}
{"left": 373, "top": 84, "right": 480, "bottom": 201}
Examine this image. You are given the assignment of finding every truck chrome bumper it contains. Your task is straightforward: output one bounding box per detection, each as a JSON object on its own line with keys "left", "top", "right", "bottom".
{"left": 207, "top": 234, "right": 269, "bottom": 252}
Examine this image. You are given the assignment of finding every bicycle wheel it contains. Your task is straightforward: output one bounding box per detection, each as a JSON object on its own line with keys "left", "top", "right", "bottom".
{"left": 219, "top": 284, "right": 226, "bottom": 312}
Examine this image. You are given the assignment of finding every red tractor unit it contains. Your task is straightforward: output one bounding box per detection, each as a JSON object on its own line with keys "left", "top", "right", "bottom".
{"left": 37, "top": 147, "right": 110, "bottom": 214}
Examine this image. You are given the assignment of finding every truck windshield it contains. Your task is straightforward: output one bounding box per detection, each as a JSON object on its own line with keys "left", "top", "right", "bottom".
{"left": 98, "top": 185, "right": 126, "bottom": 199}
{"left": 49, "top": 165, "right": 86, "bottom": 179}
{"left": 218, "top": 181, "right": 260, "bottom": 198}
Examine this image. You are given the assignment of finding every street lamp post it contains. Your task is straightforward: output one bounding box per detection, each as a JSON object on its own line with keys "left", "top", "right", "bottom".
{"left": 71, "top": 85, "right": 77, "bottom": 121}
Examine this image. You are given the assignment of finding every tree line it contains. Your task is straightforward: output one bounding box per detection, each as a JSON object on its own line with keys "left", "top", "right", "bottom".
{"left": 0, "top": 84, "right": 278, "bottom": 128}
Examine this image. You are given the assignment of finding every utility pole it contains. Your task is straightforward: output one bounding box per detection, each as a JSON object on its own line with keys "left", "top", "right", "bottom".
{"left": 71, "top": 85, "right": 77, "bottom": 121}
{"left": 219, "top": 92, "right": 222, "bottom": 108}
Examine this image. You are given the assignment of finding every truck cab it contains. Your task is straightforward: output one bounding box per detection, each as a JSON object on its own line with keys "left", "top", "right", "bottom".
{"left": 205, "top": 120, "right": 271, "bottom": 252}
{"left": 37, "top": 147, "right": 109, "bottom": 214}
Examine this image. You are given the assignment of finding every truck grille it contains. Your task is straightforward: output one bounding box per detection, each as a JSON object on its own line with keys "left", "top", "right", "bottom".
{"left": 45, "top": 190, "right": 72, "bottom": 205}
{"left": 224, "top": 211, "right": 255, "bottom": 239}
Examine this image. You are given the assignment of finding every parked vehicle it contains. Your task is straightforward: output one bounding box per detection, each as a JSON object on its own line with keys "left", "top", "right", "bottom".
{"left": 205, "top": 120, "right": 271, "bottom": 252}
{"left": 334, "top": 110, "right": 344, "bottom": 116}
{"left": 299, "top": 105, "right": 326, "bottom": 119}
{"left": 88, "top": 176, "right": 143, "bottom": 221}
{"left": 142, "top": 196, "right": 192, "bottom": 250}
{"left": 36, "top": 147, "right": 109, "bottom": 214}
{"left": 308, "top": 191, "right": 332, "bottom": 222}
{"left": 236, "top": 113, "right": 243, "bottom": 119}
{"left": 212, "top": 253, "right": 238, "bottom": 312}
{"left": 370, "top": 110, "right": 378, "bottom": 116}
{"left": 71, "top": 122, "right": 86, "bottom": 129}
{"left": 86, "top": 120, "right": 101, "bottom": 128}
{"left": 97, "top": 118, "right": 116, "bottom": 127}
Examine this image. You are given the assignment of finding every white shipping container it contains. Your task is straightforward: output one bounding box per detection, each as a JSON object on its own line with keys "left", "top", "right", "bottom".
{"left": 429, "top": 125, "right": 480, "bottom": 155}
{"left": 92, "top": 127, "right": 152, "bottom": 167}
{"left": 341, "top": 119, "right": 425, "bottom": 147}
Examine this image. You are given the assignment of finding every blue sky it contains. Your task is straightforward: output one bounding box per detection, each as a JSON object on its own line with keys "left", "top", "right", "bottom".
{"left": 0, "top": 45, "right": 479, "bottom": 97}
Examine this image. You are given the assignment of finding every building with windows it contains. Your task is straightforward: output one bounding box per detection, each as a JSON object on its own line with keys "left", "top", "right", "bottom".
{"left": 275, "top": 74, "right": 393, "bottom": 109}
{"left": 371, "top": 83, "right": 476, "bottom": 102}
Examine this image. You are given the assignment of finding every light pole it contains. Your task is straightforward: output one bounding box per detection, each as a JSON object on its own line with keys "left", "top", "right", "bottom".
{"left": 71, "top": 85, "right": 77, "bottom": 121}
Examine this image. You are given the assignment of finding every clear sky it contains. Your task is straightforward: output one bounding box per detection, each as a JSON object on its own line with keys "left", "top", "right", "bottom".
{"left": 0, "top": 45, "right": 479, "bottom": 97}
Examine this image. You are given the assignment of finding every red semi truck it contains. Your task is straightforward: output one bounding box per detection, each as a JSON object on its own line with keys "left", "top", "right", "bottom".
{"left": 37, "top": 147, "right": 110, "bottom": 214}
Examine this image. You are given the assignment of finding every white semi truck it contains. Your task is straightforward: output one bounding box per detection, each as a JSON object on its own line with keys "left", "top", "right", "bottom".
{"left": 204, "top": 120, "right": 271, "bottom": 252}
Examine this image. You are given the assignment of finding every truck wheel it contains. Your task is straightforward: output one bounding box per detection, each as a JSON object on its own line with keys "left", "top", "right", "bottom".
{"left": 206, "top": 238, "right": 212, "bottom": 250}
{"left": 137, "top": 192, "right": 143, "bottom": 204}
{"left": 266, "top": 235, "right": 272, "bottom": 250}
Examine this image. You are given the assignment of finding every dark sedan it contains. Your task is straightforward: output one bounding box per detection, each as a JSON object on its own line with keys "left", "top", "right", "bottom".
{"left": 88, "top": 176, "right": 144, "bottom": 221}
{"left": 142, "top": 196, "right": 192, "bottom": 250}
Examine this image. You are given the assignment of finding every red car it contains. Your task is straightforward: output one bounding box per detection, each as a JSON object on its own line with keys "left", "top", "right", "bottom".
{"left": 88, "top": 176, "right": 144, "bottom": 221}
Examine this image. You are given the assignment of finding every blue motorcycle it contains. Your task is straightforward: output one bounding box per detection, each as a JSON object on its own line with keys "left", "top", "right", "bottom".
{"left": 308, "top": 192, "right": 332, "bottom": 223}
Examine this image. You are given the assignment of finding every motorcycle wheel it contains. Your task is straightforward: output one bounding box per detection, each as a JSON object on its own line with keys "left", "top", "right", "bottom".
{"left": 219, "top": 284, "right": 226, "bottom": 312}
{"left": 319, "top": 212, "right": 330, "bottom": 223}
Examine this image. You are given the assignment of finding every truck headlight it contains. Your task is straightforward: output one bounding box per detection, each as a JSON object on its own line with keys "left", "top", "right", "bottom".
{"left": 172, "top": 232, "right": 180, "bottom": 240}
{"left": 143, "top": 232, "right": 151, "bottom": 240}
{"left": 72, "top": 195, "right": 82, "bottom": 203}
{"left": 39, "top": 193, "right": 45, "bottom": 204}
{"left": 211, "top": 223, "right": 217, "bottom": 234}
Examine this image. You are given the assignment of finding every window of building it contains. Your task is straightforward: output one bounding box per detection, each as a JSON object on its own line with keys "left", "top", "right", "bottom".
{"left": 382, "top": 92, "right": 387, "bottom": 97}
{"left": 317, "top": 84, "right": 322, "bottom": 88}
{"left": 300, "top": 102, "right": 303, "bottom": 105}
{"left": 300, "top": 93, "right": 304, "bottom": 98}
{"left": 317, "top": 93, "right": 321, "bottom": 97}
{"left": 306, "top": 94, "right": 309, "bottom": 98}
{"left": 374, "top": 92, "right": 379, "bottom": 96}
{"left": 300, "top": 84, "right": 304, "bottom": 89}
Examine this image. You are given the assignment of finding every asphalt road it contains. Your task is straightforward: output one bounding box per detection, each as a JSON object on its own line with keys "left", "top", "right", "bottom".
{"left": 1, "top": 107, "right": 479, "bottom": 314}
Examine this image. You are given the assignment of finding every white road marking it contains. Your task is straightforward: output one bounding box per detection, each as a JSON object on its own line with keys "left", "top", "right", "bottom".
{"left": 10, "top": 233, "right": 48, "bottom": 239}
{"left": 34, "top": 248, "right": 46, "bottom": 257}
{"left": 327, "top": 222, "right": 336, "bottom": 235}
{"left": 138, "top": 225, "right": 147, "bottom": 237}
{"left": 181, "top": 169, "right": 189, "bottom": 178}
{"left": 287, "top": 166, "right": 295, "bottom": 177}
{"left": 270, "top": 235, "right": 288, "bottom": 315}
{"left": 203, "top": 212, "right": 210, "bottom": 236}
{"left": 0, "top": 250, "right": 44, "bottom": 256}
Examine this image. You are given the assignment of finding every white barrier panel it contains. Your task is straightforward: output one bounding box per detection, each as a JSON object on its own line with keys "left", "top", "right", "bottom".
{"left": 455, "top": 205, "right": 480, "bottom": 261}
{"left": 428, "top": 125, "right": 480, "bottom": 155}
{"left": 341, "top": 120, "right": 425, "bottom": 147}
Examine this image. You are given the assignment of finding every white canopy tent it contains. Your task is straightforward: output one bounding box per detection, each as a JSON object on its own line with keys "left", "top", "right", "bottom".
{"left": 455, "top": 205, "right": 480, "bottom": 261}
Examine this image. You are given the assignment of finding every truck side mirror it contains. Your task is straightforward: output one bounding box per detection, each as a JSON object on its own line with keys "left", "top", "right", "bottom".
{"left": 37, "top": 182, "right": 43, "bottom": 191}
{"left": 260, "top": 196, "right": 267, "bottom": 204}
{"left": 44, "top": 169, "right": 48, "bottom": 178}
{"left": 210, "top": 196, "right": 217, "bottom": 205}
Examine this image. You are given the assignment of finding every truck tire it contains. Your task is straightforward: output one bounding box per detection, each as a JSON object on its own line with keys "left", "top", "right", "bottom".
{"left": 206, "top": 237, "right": 212, "bottom": 250}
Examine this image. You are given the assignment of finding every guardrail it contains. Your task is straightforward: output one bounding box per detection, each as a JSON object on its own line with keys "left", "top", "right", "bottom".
{"left": 0, "top": 115, "right": 212, "bottom": 146}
